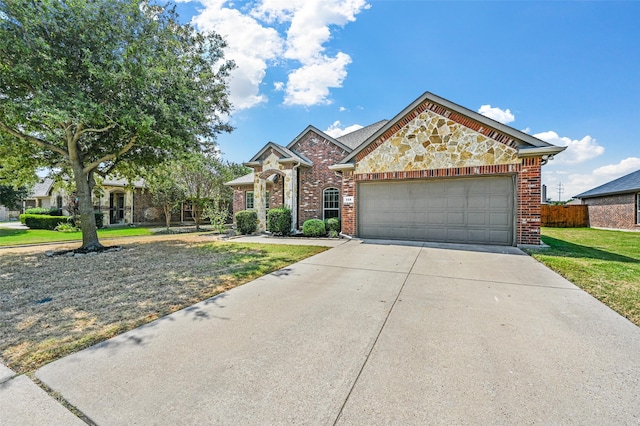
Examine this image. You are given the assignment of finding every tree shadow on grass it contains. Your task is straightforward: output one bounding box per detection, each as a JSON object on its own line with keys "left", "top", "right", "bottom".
{"left": 541, "top": 236, "right": 640, "bottom": 263}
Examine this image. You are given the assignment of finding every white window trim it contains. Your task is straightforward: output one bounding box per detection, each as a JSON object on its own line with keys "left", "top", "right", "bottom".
{"left": 246, "top": 191, "right": 254, "bottom": 210}
{"left": 637, "top": 193, "right": 640, "bottom": 225}
{"left": 323, "top": 187, "right": 340, "bottom": 220}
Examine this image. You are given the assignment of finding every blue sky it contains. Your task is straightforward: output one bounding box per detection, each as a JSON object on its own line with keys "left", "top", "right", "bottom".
{"left": 174, "top": 0, "right": 639, "bottom": 201}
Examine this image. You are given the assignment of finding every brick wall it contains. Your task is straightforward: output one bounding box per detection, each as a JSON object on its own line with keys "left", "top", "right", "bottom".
{"left": 517, "top": 157, "right": 542, "bottom": 245}
{"left": 341, "top": 171, "right": 356, "bottom": 235}
{"left": 232, "top": 187, "right": 249, "bottom": 217}
{"left": 584, "top": 193, "right": 638, "bottom": 229}
{"left": 231, "top": 182, "right": 283, "bottom": 223}
{"left": 292, "top": 131, "right": 348, "bottom": 227}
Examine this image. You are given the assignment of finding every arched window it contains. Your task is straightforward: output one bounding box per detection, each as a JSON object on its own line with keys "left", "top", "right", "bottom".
{"left": 323, "top": 188, "right": 340, "bottom": 219}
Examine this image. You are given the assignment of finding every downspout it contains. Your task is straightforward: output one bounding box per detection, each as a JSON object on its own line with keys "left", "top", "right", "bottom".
{"left": 291, "top": 161, "right": 301, "bottom": 234}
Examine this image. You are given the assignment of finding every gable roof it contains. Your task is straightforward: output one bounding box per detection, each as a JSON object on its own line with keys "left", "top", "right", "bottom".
{"left": 286, "top": 125, "right": 353, "bottom": 153}
{"left": 224, "top": 172, "right": 278, "bottom": 187}
{"left": 340, "top": 91, "right": 565, "bottom": 164}
{"left": 336, "top": 120, "right": 389, "bottom": 150}
{"left": 29, "top": 178, "right": 54, "bottom": 198}
{"left": 574, "top": 169, "right": 640, "bottom": 199}
{"left": 247, "top": 141, "right": 312, "bottom": 167}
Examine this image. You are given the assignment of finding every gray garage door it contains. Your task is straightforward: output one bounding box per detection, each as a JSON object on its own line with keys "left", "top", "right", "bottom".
{"left": 358, "top": 176, "right": 515, "bottom": 245}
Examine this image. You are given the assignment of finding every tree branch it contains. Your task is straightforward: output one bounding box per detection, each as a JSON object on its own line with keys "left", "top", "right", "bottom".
{"left": 82, "top": 135, "right": 137, "bottom": 175}
{"left": 0, "top": 119, "right": 68, "bottom": 158}
{"left": 80, "top": 122, "right": 117, "bottom": 135}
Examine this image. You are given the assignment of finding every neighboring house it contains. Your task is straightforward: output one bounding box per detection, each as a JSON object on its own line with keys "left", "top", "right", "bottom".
{"left": 574, "top": 169, "right": 640, "bottom": 230}
{"left": 25, "top": 178, "right": 66, "bottom": 211}
{"left": 25, "top": 177, "right": 155, "bottom": 227}
{"left": 226, "top": 91, "right": 566, "bottom": 246}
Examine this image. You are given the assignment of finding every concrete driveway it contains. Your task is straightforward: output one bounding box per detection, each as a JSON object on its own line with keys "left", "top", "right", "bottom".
{"left": 27, "top": 239, "right": 640, "bottom": 424}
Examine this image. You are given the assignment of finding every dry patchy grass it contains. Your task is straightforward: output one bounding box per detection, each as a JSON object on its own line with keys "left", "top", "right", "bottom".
{"left": 0, "top": 237, "right": 327, "bottom": 373}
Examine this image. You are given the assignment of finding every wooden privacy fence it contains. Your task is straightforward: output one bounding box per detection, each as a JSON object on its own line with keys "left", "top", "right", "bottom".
{"left": 541, "top": 204, "right": 589, "bottom": 227}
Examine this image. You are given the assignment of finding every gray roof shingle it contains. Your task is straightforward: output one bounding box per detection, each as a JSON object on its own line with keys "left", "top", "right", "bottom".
{"left": 336, "top": 120, "right": 388, "bottom": 150}
{"left": 575, "top": 169, "right": 640, "bottom": 198}
{"left": 29, "top": 178, "right": 54, "bottom": 198}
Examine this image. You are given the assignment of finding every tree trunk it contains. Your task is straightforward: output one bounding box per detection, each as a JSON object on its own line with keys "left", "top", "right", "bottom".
{"left": 164, "top": 204, "right": 171, "bottom": 229}
{"left": 72, "top": 164, "right": 103, "bottom": 251}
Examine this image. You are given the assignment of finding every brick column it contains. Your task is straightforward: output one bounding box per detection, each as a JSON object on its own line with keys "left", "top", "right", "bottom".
{"left": 517, "top": 157, "right": 542, "bottom": 245}
{"left": 341, "top": 171, "right": 356, "bottom": 235}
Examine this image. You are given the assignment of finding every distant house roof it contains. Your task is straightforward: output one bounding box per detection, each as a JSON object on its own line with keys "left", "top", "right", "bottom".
{"left": 29, "top": 178, "right": 54, "bottom": 198}
{"left": 575, "top": 169, "right": 640, "bottom": 199}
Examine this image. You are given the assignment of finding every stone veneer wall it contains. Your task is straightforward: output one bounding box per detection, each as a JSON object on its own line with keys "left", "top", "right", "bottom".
{"left": 584, "top": 193, "right": 638, "bottom": 230}
{"left": 356, "top": 109, "right": 519, "bottom": 174}
{"left": 292, "top": 131, "right": 348, "bottom": 227}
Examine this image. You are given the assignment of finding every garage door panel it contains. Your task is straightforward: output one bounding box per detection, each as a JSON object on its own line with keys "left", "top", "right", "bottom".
{"left": 467, "top": 212, "right": 488, "bottom": 226}
{"left": 358, "top": 177, "right": 514, "bottom": 245}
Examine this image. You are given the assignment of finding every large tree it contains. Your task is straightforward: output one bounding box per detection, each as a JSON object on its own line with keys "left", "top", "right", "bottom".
{"left": 0, "top": 0, "right": 234, "bottom": 250}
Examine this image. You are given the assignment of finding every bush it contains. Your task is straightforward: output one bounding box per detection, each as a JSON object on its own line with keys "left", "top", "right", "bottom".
{"left": 21, "top": 208, "right": 63, "bottom": 225}
{"left": 66, "top": 212, "right": 105, "bottom": 229}
{"left": 21, "top": 214, "right": 66, "bottom": 230}
{"left": 55, "top": 222, "right": 79, "bottom": 233}
{"left": 24, "top": 207, "right": 62, "bottom": 216}
{"left": 235, "top": 210, "right": 258, "bottom": 235}
{"left": 94, "top": 211, "right": 105, "bottom": 229}
{"left": 267, "top": 207, "right": 292, "bottom": 236}
{"left": 303, "top": 219, "right": 326, "bottom": 237}
{"left": 325, "top": 217, "right": 340, "bottom": 234}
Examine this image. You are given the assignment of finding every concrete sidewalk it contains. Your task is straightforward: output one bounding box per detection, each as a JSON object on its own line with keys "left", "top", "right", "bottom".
{"left": 10, "top": 239, "right": 640, "bottom": 424}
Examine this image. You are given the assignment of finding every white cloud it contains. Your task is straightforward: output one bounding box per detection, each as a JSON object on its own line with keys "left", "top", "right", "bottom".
{"left": 521, "top": 127, "right": 531, "bottom": 134}
{"left": 188, "top": 1, "right": 284, "bottom": 110}
{"left": 478, "top": 105, "right": 515, "bottom": 124}
{"left": 324, "top": 120, "right": 363, "bottom": 138}
{"left": 534, "top": 131, "right": 605, "bottom": 165}
{"left": 284, "top": 52, "right": 351, "bottom": 106}
{"left": 593, "top": 157, "right": 640, "bottom": 177}
{"left": 543, "top": 157, "right": 640, "bottom": 201}
{"left": 183, "top": 0, "right": 369, "bottom": 109}
{"left": 273, "top": 81, "right": 285, "bottom": 91}
{"left": 339, "top": 106, "right": 347, "bottom": 112}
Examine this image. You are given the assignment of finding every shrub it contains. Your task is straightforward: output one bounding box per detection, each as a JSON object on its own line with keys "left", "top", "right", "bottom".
{"left": 21, "top": 214, "right": 66, "bottom": 230}
{"left": 235, "top": 210, "right": 258, "bottom": 235}
{"left": 267, "top": 207, "right": 292, "bottom": 236}
{"left": 303, "top": 219, "right": 326, "bottom": 237}
{"left": 24, "top": 207, "right": 62, "bottom": 216}
{"left": 94, "top": 211, "right": 105, "bottom": 229}
{"left": 66, "top": 212, "right": 105, "bottom": 229}
{"left": 325, "top": 217, "right": 340, "bottom": 233}
{"left": 55, "top": 222, "right": 79, "bottom": 233}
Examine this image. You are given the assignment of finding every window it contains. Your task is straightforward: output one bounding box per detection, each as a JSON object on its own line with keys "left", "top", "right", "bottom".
{"left": 246, "top": 191, "right": 254, "bottom": 209}
{"left": 56, "top": 195, "right": 63, "bottom": 209}
{"left": 637, "top": 193, "right": 640, "bottom": 224}
{"left": 323, "top": 188, "right": 340, "bottom": 219}
{"left": 265, "top": 191, "right": 270, "bottom": 210}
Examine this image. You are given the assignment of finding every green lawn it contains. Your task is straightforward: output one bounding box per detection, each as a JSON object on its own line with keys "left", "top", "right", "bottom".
{"left": 0, "top": 226, "right": 154, "bottom": 246}
{"left": 526, "top": 228, "right": 640, "bottom": 326}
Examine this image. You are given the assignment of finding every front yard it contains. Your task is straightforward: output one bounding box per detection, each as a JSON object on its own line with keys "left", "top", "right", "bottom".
{"left": 0, "top": 226, "right": 155, "bottom": 246}
{"left": 0, "top": 237, "right": 327, "bottom": 374}
{"left": 527, "top": 228, "right": 640, "bottom": 327}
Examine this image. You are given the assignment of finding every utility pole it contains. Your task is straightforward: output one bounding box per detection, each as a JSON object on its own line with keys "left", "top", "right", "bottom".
{"left": 557, "top": 182, "right": 564, "bottom": 203}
